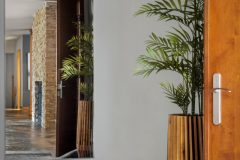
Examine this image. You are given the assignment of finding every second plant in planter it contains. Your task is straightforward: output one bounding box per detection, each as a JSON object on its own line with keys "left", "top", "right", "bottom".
{"left": 134, "top": 0, "right": 204, "bottom": 159}
{"left": 60, "top": 23, "right": 93, "bottom": 158}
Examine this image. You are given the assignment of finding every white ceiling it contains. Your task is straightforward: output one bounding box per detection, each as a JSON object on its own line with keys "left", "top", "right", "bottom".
{"left": 5, "top": 0, "right": 57, "bottom": 39}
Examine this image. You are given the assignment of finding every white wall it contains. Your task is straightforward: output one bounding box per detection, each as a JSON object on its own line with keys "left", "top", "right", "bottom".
{"left": 0, "top": 0, "right": 5, "bottom": 159}
{"left": 5, "top": 40, "right": 16, "bottom": 54}
{"left": 94, "top": 0, "right": 183, "bottom": 160}
{"left": 0, "top": 0, "right": 189, "bottom": 159}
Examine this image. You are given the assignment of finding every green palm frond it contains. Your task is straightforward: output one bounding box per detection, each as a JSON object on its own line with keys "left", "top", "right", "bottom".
{"left": 133, "top": 47, "right": 191, "bottom": 77}
{"left": 160, "top": 82, "right": 191, "bottom": 114}
{"left": 146, "top": 30, "right": 192, "bottom": 57}
{"left": 60, "top": 23, "right": 94, "bottom": 101}
{"left": 133, "top": 0, "right": 204, "bottom": 115}
{"left": 60, "top": 54, "right": 93, "bottom": 80}
{"left": 79, "top": 82, "right": 93, "bottom": 99}
{"left": 134, "top": 0, "right": 191, "bottom": 17}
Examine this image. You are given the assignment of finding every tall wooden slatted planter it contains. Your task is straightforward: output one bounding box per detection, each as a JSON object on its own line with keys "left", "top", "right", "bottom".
{"left": 167, "top": 114, "right": 203, "bottom": 160}
{"left": 76, "top": 101, "right": 93, "bottom": 158}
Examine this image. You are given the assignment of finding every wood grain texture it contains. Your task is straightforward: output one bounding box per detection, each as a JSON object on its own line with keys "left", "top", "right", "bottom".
{"left": 203, "top": 0, "right": 210, "bottom": 159}
{"left": 181, "top": 116, "right": 185, "bottom": 160}
{"left": 171, "top": 115, "right": 174, "bottom": 160}
{"left": 184, "top": 117, "right": 188, "bottom": 160}
{"left": 168, "top": 115, "right": 173, "bottom": 160}
{"left": 193, "top": 116, "right": 198, "bottom": 160}
{"left": 76, "top": 101, "right": 93, "bottom": 158}
{"left": 177, "top": 116, "right": 181, "bottom": 160}
{"left": 204, "top": 0, "right": 240, "bottom": 159}
{"left": 198, "top": 116, "right": 203, "bottom": 160}
{"left": 167, "top": 115, "right": 203, "bottom": 160}
{"left": 173, "top": 116, "right": 177, "bottom": 160}
{"left": 56, "top": 0, "right": 79, "bottom": 156}
{"left": 189, "top": 116, "right": 193, "bottom": 160}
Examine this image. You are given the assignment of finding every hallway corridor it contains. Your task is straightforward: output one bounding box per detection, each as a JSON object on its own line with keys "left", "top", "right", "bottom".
{"left": 5, "top": 110, "right": 56, "bottom": 159}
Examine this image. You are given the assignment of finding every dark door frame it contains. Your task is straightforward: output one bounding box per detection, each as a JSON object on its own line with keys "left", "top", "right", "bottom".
{"left": 56, "top": 0, "right": 84, "bottom": 157}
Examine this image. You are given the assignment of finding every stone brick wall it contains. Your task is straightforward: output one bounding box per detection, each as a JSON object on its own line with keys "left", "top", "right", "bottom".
{"left": 32, "top": 2, "right": 57, "bottom": 128}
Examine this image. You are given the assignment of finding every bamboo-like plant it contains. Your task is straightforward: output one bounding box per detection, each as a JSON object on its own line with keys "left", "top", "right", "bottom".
{"left": 133, "top": 0, "right": 204, "bottom": 115}
{"left": 60, "top": 23, "right": 93, "bottom": 101}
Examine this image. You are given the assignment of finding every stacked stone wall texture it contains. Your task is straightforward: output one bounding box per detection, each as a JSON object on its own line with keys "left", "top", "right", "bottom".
{"left": 32, "top": 2, "right": 57, "bottom": 128}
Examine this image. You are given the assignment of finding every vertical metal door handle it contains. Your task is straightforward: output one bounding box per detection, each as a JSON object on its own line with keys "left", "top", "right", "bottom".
{"left": 58, "top": 81, "right": 65, "bottom": 99}
{"left": 211, "top": 73, "right": 231, "bottom": 126}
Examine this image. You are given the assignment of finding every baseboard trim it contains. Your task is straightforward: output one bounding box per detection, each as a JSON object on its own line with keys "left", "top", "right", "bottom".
{"left": 22, "top": 107, "right": 29, "bottom": 111}
{"left": 5, "top": 108, "right": 22, "bottom": 111}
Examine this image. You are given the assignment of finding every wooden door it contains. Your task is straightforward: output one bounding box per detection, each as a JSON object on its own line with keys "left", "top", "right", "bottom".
{"left": 56, "top": 0, "right": 79, "bottom": 157}
{"left": 204, "top": 0, "right": 240, "bottom": 159}
{"left": 17, "top": 50, "right": 21, "bottom": 109}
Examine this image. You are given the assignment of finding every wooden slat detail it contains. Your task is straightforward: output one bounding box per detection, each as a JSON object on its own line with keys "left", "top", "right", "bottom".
{"left": 76, "top": 101, "right": 81, "bottom": 156}
{"left": 177, "top": 116, "right": 181, "bottom": 160}
{"left": 171, "top": 115, "right": 174, "bottom": 160}
{"left": 185, "top": 116, "right": 189, "bottom": 160}
{"left": 173, "top": 116, "right": 177, "bottom": 160}
{"left": 198, "top": 116, "right": 203, "bottom": 160}
{"left": 76, "top": 101, "right": 93, "bottom": 158}
{"left": 168, "top": 115, "right": 172, "bottom": 160}
{"left": 194, "top": 116, "right": 198, "bottom": 160}
{"left": 91, "top": 102, "right": 93, "bottom": 155}
{"left": 181, "top": 116, "right": 185, "bottom": 160}
{"left": 167, "top": 115, "right": 203, "bottom": 160}
{"left": 189, "top": 116, "right": 193, "bottom": 160}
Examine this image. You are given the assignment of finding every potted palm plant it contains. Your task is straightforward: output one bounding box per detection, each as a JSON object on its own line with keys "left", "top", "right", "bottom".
{"left": 133, "top": 0, "right": 204, "bottom": 159}
{"left": 60, "top": 23, "right": 93, "bottom": 158}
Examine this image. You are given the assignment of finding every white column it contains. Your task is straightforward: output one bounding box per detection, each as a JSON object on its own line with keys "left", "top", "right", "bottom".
{"left": 0, "top": 0, "right": 5, "bottom": 159}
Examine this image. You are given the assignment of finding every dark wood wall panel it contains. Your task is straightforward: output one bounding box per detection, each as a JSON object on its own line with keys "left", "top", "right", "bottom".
{"left": 56, "top": 0, "right": 80, "bottom": 157}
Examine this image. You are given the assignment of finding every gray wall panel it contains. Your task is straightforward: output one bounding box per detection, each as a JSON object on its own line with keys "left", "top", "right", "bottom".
{"left": 0, "top": 1, "right": 189, "bottom": 160}
{"left": 94, "top": 0, "right": 183, "bottom": 159}
{"left": 6, "top": 54, "right": 13, "bottom": 108}
{"left": 22, "top": 35, "right": 30, "bottom": 107}
{"left": 0, "top": 0, "right": 5, "bottom": 158}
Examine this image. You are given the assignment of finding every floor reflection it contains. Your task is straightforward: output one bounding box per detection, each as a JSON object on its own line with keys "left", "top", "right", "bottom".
{"left": 5, "top": 110, "right": 56, "bottom": 156}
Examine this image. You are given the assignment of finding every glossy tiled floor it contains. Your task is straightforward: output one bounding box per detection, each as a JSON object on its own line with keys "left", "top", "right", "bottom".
{"left": 5, "top": 110, "right": 56, "bottom": 157}
{"left": 6, "top": 153, "right": 53, "bottom": 160}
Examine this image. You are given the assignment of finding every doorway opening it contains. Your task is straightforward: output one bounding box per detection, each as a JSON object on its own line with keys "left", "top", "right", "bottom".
{"left": 5, "top": 0, "right": 94, "bottom": 159}
{"left": 5, "top": 1, "right": 57, "bottom": 159}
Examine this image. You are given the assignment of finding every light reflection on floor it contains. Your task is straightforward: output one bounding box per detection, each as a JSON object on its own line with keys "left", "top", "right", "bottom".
{"left": 5, "top": 110, "right": 56, "bottom": 157}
